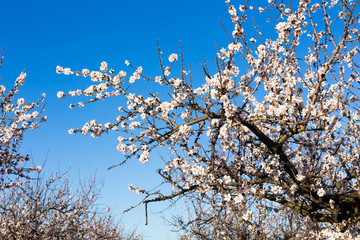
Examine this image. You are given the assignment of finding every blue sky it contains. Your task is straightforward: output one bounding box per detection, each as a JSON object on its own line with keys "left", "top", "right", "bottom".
{"left": 0, "top": 0, "right": 234, "bottom": 239}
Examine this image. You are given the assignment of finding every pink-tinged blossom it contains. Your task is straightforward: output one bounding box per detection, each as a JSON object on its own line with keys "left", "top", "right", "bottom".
{"left": 223, "top": 175, "right": 232, "bottom": 184}
{"left": 139, "top": 151, "right": 149, "bottom": 164}
{"left": 317, "top": 188, "right": 326, "bottom": 197}
{"left": 17, "top": 98, "right": 25, "bottom": 105}
{"left": 234, "top": 194, "right": 244, "bottom": 203}
{"left": 63, "top": 68, "right": 71, "bottom": 75}
{"left": 56, "top": 66, "right": 63, "bottom": 74}
{"left": 179, "top": 124, "right": 193, "bottom": 136}
{"left": 100, "top": 61, "right": 108, "bottom": 72}
{"left": 168, "top": 53, "right": 178, "bottom": 63}
{"left": 81, "top": 68, "right": 90, "bottom": 76}
{"left": 116, "top": 144, "right": 127, "bottom": 154}
{"left": 228, "top": 42, "right": 242, "bottom": 52}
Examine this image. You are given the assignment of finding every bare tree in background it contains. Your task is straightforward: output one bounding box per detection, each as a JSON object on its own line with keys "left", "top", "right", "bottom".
{"left": 172, "top": 193, "right": 324, "bottom": 239}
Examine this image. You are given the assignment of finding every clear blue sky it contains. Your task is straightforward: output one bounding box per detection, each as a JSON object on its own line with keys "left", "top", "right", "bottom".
{"left": 0, "top": 0, "right": 235, "bottom": 239}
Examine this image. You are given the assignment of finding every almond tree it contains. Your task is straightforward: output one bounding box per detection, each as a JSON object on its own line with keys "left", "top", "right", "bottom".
{"left": 0, "top": 171, "right": 142, "bottom": 240}
{"left": 173, "top": 192, "right": 324, "bottom": 239}
{"left": 0, "top": 49, "right": 141, "bottom": 239}
{"left": 0, "top": 48, "right": 46, "bottom": 189}
{"left": 58, "top": 0, "right": 360, "bottom": 237}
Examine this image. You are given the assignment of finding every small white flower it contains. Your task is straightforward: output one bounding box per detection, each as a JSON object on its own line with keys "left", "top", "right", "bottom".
{"left": 234, "top": 194, "right": 244, "bottom": 203}
{"left": 172, "top": 78, "right": 182, "bottom": 87}
{"left": 34, "top": 166, "right": 42, "bottom": 172}
{"left": 117, "top": 144, "right": 127, "bottom": 154}
{"left": 155, "top": 76, "right": 163, "bottom": 85}
{"left": 100, "top": 61, "right": 108, "bottom": 72}
{"left": 139, "top": 151, "right": 149, "bottom": 164}
{"left": 57, "top": 91, "right": 65, "bottom": 99}
{"left": 82, "top": 69, "right": 90, "bottom": 76}
{"left": 63, "top": 68, "right": 71, "bottom": 75}
{"left": 17, "top": 98, "right": 25, "bottom": 105}
{"left": 242, "top": 211, "right": 252, "bottom": 221}
{"left": 270, "top": 185, "right": 282, "bottom": 194}
{"left": 228, "top": 42, "right": 242, "bottom": 52}
{"left": 168, "top": 53, "right": 178, "bottom": 63}
{"left": 224, "top": 194, "right": 231, "bottom": 201}
{"left": 296, "top": 174, "right": 305, "bottom": 181}
{"left": 329, "top": 199, "right": 335, "bottom": 209}
{"left": 179, "top": 124, "right": 192, "bottom": 136}
{"left": 317, "top": 188, "right": 326, "bottom": 197}
{"left": 223, "top": 175, "right": 232, "bottom": 184}
{"left": 56, "top": 66, "right": 63, "bottom": 74}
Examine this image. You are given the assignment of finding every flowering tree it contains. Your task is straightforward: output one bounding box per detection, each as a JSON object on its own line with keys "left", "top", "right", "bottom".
{"left": 0, "top": 171, "right": 142, "bottom": 239}
{"left": 0, "top": 49, "right": 141, "bottom": 239}
{"left": 0, "top": 48, "right": 46, "bottom": 189}
{"left": 173, "top": 195, "right": 319, "bottom": 239}
{"left": 58, "top": 0, "right": 360, "bottom": 236}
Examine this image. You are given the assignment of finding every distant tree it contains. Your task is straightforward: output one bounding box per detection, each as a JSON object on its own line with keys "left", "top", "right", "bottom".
{"left": 58, "top": 0, "right": 360, "bottom": 238}
{"left": 0, "top": 171, "right": 142, "bottom": 240}
{"left": 0, "top": 49, "right": 141, "bottom": 239}
{"left": 0, "top": 48, "right": 46, "bottom": 189}
{"left": 172, "top": 192, "right": 323, "bottom": 239}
